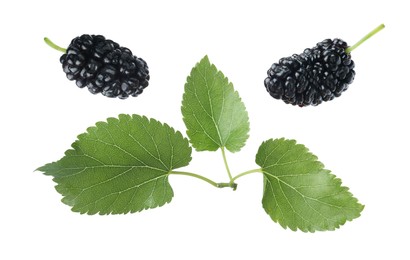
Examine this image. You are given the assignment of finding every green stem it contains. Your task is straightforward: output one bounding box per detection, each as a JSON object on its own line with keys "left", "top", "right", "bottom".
{"left": 221, "top": 147, "right": 233, "bottom": 182}
{"left": 232, "top": 168, "right": 263, "bottom": 182}
{"left": 170, "top": 171, "right": 236, "bottom": 189}
{"left": 345, "top": 24, "right": 385, "bottom": 53}
{"left": 44, "top": 37, "right": 67, "bottom": 53}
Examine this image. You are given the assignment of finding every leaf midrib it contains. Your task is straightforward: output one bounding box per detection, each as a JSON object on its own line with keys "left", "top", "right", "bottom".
{"left": 195, "top": 65, "right": 225, "bottom": 147}
{"left": 57, "top": 165, "right": 167, "bottom": 179}
{"left": 264, "top": 170, "right": 344, "bottom": 210}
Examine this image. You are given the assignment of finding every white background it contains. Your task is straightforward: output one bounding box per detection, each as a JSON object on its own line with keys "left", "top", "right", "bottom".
{"left": 1, "top": 0, "right": 408, "bottom": 259}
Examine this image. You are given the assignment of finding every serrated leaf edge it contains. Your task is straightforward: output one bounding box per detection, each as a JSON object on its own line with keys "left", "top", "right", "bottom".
{"left": 258, "top": 138, "right": 364, "bottom": 232}
{"left": 181, "top": 55, "right": 250, "bottom": 152}
{"left": 37, "top": 114, "right": 192, "bottom": 215}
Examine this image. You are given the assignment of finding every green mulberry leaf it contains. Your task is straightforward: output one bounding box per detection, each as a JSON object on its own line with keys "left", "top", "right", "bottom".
{"left": 37, "top": 114, "right": 192, "bottom": 215}
{"left": 256, "top": 138, "right": 364, "bottom": 232}
{"left": 181, "top": 55, "right": 250, "bottom": 152}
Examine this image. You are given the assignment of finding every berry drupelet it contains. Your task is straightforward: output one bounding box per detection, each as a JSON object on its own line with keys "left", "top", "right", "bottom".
{"left": 264, "top": 24, "right": 384, "bottom": 106}
{"left": 45, "top": 35, "right": 150, "bottom": 99}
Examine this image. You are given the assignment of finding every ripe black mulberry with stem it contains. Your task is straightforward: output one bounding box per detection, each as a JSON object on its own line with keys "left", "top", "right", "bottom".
{"left": 44, "top": 35, "right": 150, "bottom": 99}
{"left": 264, "top": 24, "right": 385, "bottom": 106}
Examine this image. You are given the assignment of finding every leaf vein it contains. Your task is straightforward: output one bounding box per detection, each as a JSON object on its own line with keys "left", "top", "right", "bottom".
{"left": 74, "top": 175, "right": 166, "bottom": 213}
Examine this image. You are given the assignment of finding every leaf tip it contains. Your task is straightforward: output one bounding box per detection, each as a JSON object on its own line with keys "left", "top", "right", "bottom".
{"left": 201, "top": 54, "right": 210, "bottom": 63}
{"left": 35, "top": 162, "right": 58, "bottom": 176}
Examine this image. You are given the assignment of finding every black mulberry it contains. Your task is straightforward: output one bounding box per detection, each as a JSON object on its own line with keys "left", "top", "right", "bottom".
{"left": 46, "top": 35, "right": 149, "bottom": 99}
{"left": 264, "top": 24, "right": 385, "bottom": 106}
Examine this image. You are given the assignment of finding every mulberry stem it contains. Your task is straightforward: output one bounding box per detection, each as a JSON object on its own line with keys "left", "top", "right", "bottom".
{"left": 44, "top": 37, "right": 67, "bottom": 53}
{"left": 345, "top": 24, "right": 385, "bottom": 53}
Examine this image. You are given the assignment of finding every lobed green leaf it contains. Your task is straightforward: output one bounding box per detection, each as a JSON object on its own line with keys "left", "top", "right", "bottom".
{"left": 256, "top": 138, "right": 364, "bottom": 232}
{"left": 181, "top": 56, "right": 250, "bottom": 152}
{"left": 37, "top": 114, "right": 192, "bottom": 215}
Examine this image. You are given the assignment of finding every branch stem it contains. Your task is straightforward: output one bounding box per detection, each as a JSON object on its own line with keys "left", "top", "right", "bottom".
{"left": 345, "top": 24, "right": 385, "bottom": 53}
{"left": 44, "top": 37, "right": 67, "bottom": 53}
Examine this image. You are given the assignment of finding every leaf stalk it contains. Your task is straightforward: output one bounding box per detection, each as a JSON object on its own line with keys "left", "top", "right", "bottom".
{"left": 221, "top": 147, "right": 234, "bottom": 182}
{"left": 232, "top": 168, "right": 263, "bottom": 182}
{"left": 170, "top": 171, "right": 237, "bottom": 190}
